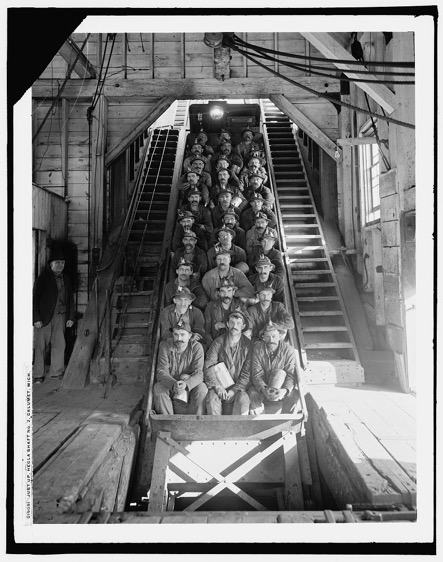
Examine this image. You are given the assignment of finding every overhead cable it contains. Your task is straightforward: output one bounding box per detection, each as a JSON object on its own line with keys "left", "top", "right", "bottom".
{"left": 237, "top": 46, "right": 414, "bottom": 85}
{"left": 230, "top": 33, "right": 415, "bottom": 68}
{"left": 226, "top": 40, "right": 415, "bottom": 130}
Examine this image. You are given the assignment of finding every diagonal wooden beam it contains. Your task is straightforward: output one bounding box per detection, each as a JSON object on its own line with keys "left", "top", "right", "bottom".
{"left": 104, "top": 96, "right": 175, "bottom": 167}
{"left": 270, "top": 94, "right": 340, "bottom": 162}
{"left": 58, "top": 37, "right": 97, "bottom": 79}
{"left": 161, "top": 433, "right": 267, "bottom": 512}
{"left": 300, "top": 32, "right": 396, "bottom": 114}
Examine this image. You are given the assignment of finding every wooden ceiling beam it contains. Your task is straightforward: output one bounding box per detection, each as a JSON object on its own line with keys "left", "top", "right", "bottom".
{"left": 300, "top": 32, "right": 396, "bottom": 114}
{"left": 270, "top": 94, "right": 340, "bottom": 162}
{"left": 58, "top": 38, "right": 97, "bottom": 79}
{"left": 104, "top": 96, "right": 175, "bottom": 167}
{"left": 32, "top": 76, "right": 339, "bottom": 101}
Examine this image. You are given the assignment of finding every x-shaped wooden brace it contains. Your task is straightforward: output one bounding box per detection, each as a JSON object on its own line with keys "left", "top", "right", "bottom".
{"left": 155, "top": 431, "right": 290, "bottom": 512}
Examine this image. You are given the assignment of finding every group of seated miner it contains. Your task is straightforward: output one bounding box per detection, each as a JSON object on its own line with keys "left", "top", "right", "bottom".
{"left": 154, "top": 125, "right": 300, "bottom": 417}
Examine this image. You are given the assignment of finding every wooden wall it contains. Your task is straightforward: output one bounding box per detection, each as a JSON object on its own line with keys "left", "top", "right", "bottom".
{"left": 350, "top": 32, "right": 415, "bottom": 390}
{"left": 33, "top": 91, "right": 163, "bottom": 312}
{"left": 32, "top": 183, "right": 68, "bottom": 275}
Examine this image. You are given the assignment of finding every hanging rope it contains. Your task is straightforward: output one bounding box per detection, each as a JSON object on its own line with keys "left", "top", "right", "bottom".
{"left": 363, "top": 92, "right": 391, "bottom": 171}
{"left": 33, "top": 33, "right": 91, "bottom": 141}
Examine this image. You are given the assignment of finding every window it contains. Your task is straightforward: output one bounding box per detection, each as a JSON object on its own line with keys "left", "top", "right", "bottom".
{"left": 359, "top": 126, "right": 380, "bottom": 225}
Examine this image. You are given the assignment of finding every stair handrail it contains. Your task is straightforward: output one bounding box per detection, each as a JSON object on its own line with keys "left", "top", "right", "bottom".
{"left": 140, "top": 128, "right": 188, "bottom": 418}
{"left": 260, "top": 100, "right": 308, "bottom": 372}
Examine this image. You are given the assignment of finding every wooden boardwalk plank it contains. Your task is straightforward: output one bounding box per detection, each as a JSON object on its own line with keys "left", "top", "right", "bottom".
{"left": 345, "top": 389, "right": 416, "bottom": 440}
{"left": 82, "top": 384, "right": 145, "bottom": 426}
{"left": 379, "top": 439, "right": 416, "bottom": 483}
{"left": 33, "top": 412, "right": 59, "bottom": 434}
{"left": 34, "top": 423, "right": 122, "bottom": 515}
{"left": 308, "top": 396, "right": 403, "bottom": 506}
{"left": 347, "top": 422, "right": 416, "bottom": 506}
{"left": 33, "top": 411, "right": 92, "bottom": 473}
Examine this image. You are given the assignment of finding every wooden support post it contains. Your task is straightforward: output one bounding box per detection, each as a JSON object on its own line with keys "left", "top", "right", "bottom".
{"left": 181, "top": 33, "right": 185, "bottom": 79}
{"left": 123, "top": 33, "right": 128, "bottom": 79}
{"left": 337, "top": 94, "right": 354, "bottom": 248}
{"left": 243, "top": 33, "right": 248, "bottom": 78}
{"left": 304, "top": 417, "right": 323, "bottom": 508}
{"left": 90, "top": 94, "right": 108, "bottom": 251}
{"left": 282, "top": 430, "right": 304, "bottom": 510}
{"left": 61, "top": 99, "right": 69, "bottom": 200}
{"left": 150, "top": 34, "right": 155, "bottom": 79}
{"left": 32, "top": 99, "right": 37, "bottom": 182}
{"left": 273, "top": 33, "right": 278, "bottom": 73}
{"left": 148, "top": 432, "right": 172, "bottom": 512}
{"left": 270, "top": 93, "right": 340, "bottom": 162}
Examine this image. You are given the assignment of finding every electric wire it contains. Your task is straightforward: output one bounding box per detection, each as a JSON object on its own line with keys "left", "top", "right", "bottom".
{"left": 230, "top": 33, "right": 415, "bottom": 68}
{"left": 90, "top": 34, "right": 109, "bottom": 110}
{"left": 234, "top": 37, "right": 415, "bottom": 77}
{"left": 91, "top": 34, "right": 116, "bottom": 112}
{"left": 234, "top": 45, "right": 415, "bottom": 85}
{"left": 226, "top": 40, "right": 415, "bottom": 130}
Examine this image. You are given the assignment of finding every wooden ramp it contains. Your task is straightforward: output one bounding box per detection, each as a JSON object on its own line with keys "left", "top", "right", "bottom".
{"left": 32, "top": 382, "right": 144, "bottom": 518}
{"left": 306, "top": 384, "right": 416, "bottom": 509}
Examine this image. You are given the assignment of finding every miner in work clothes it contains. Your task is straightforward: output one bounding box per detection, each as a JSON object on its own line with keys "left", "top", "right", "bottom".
{"left": 33, "top": 249, "right": 75, "bottom": 384}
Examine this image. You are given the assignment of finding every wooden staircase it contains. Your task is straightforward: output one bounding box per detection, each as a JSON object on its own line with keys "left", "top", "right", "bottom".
{"left": 93, "top": 127, "right": 182, "bottom": 385}
{"left": 261, "top": 99, "right": 364, "bottom": 385}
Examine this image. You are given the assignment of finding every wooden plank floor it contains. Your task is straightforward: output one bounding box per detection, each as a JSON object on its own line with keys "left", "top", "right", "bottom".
{"left": 32, "top": 381, "right": 145, "bottom": 517}
{"left": 306, "top": 384, "right": 416, "bottom": 508}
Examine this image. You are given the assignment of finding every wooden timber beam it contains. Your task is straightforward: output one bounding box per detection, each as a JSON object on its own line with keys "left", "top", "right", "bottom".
{"left": 104, "top": 96, "right": 175, "bottom": 167}
{"left": 58, "top": 37, "right": 97, "bottom": 79}
{"left": 270, "top": 93, "right": 340, "bottom": 162}
{"left": 300, "top": 32, "right": 396, "bottom": 114}
{"left": 32, "top": 76, "right": 340, "bottom": 101}
{"left": 337, "top": 137, "right": 378, "bottom": 146}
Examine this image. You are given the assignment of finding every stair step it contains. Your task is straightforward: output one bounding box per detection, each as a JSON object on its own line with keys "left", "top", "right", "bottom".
{"left": 121, "top": 307, "right": 153, "bottom": 314}
{"left": 280, "top": 203, "right": 313, "bottom": 208}
{"left": 119, "top": 290, "right": 154, "bottom": 296}
{"left": 285, "top": 224, "right": 320, "bottom": 229}
{"left": 275, "top": 179, "right": 307, "bottom": 184}
{"left": 281, "top": 213, "right": 317, "bottom": 218}
{"left": 297, "top": 296, "right": 339, "bottom": 301}
{"left": 300, "top": 310, "right": 344, "bottom": 316}
{"left": 287, "top": 246, "right": 326, "bottom": 252}
{"left": 292, "top": 269, "right": 331, "bottom": 274}
{"left": 112, "top": 342, "right": 151, "bottom": 357}
{"left": 120, "top": 322, "right": 152, "bottom": 329}
{"left": 286, "top": 234, "right": 323, "bottom": 239}
{"left": 294, "top": 282, "right": 336, "bottom": 288}
{"left": 305, "top": 343, "right": 354, "bottom": 349}
{"left": 302, "top": 326, "right": 349, "bottom": 332}
{"left": 276, "top": 186, "right": 308, "bottom": 191}
{"left": 289, "top": 257, "right": 328, "bottom": 262}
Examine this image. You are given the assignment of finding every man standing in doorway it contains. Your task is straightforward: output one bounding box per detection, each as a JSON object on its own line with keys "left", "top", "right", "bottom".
{"left": 33, "top": 249, "right": 75, "bottom": 384}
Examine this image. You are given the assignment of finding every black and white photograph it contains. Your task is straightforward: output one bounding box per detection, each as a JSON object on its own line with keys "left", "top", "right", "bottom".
{"left": 7, "top": 3, "right": 436, "bottom": 555}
